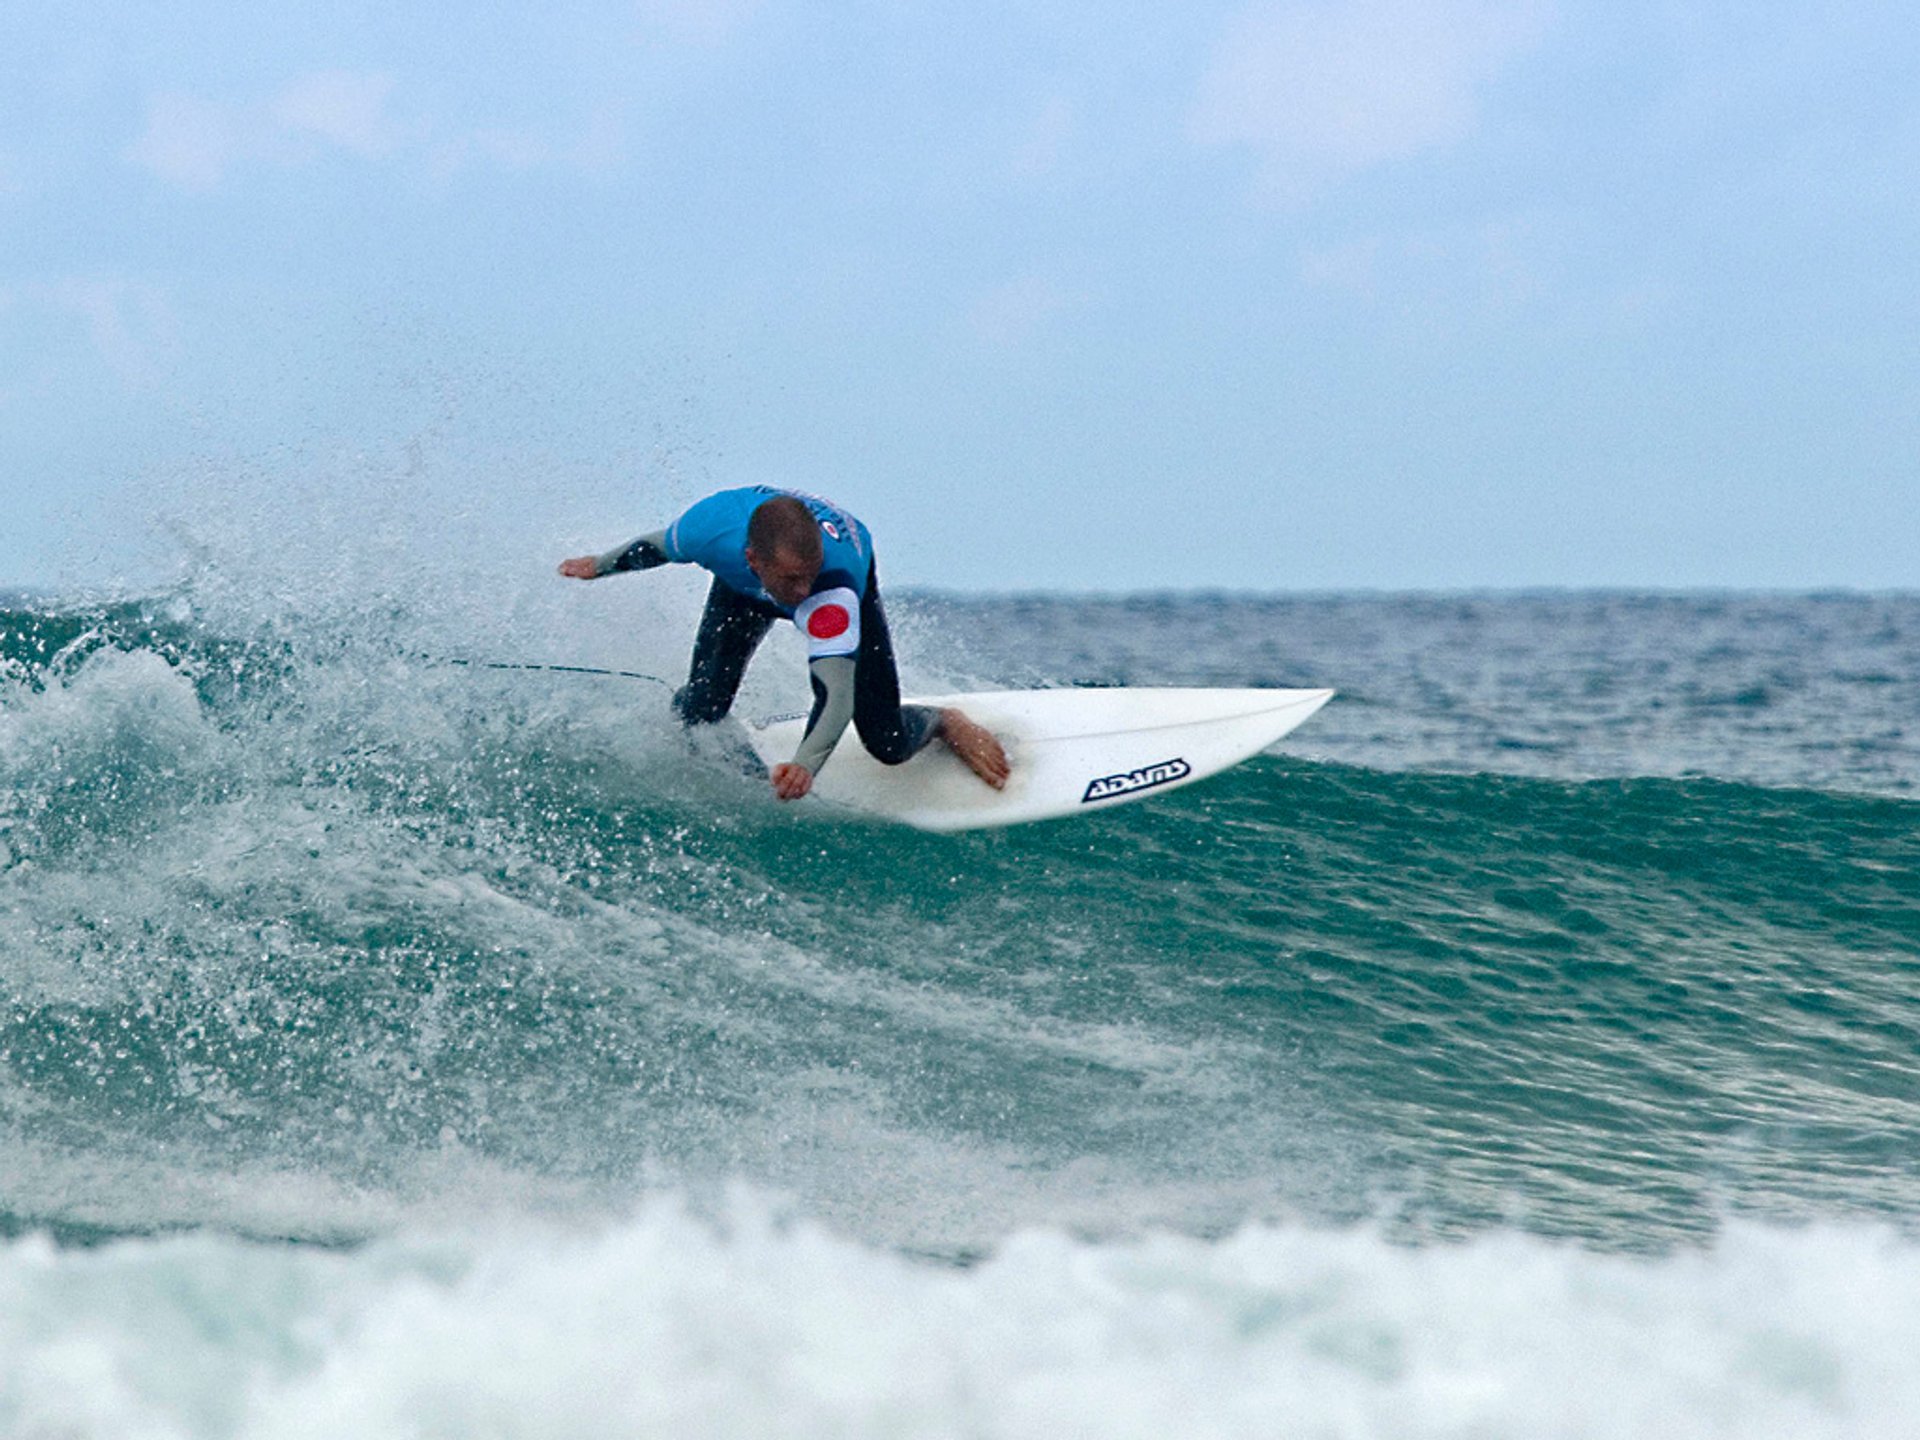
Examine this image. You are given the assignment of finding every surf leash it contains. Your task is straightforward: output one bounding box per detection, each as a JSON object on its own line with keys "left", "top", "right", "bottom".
{"left": 407, "top": 653, "right": 676, "bottom": 689}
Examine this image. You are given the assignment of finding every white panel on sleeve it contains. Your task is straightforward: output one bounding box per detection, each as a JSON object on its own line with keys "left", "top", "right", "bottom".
{"left": 792, "top": 586, "right": 861, "bottom": 659}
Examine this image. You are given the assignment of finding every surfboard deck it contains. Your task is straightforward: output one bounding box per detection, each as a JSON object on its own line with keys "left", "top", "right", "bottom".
{"left": 742, "top": 687, "right": 1334, "bottom": 831}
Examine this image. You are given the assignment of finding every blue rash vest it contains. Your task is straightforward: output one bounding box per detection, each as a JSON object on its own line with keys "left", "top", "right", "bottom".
{"left": 592, "top": 486, "right": 891, "bottom": 774}
{"left": 663, "top": 487, "right": 872, "bottom": 614}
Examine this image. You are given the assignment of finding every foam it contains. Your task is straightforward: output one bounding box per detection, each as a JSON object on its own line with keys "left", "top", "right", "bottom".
{"left": 2, "top": 1205, "right": 1917, "bottom": 1439}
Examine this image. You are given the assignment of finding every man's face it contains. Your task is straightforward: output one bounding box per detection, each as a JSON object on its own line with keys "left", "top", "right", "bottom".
{"left": 746, "top": 546, "right": 821, "bottom": 609}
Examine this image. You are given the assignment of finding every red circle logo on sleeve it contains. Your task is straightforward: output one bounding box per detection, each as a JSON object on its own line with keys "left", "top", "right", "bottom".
{"left": 807, "top": 604, "right": 851, "bottom": 640}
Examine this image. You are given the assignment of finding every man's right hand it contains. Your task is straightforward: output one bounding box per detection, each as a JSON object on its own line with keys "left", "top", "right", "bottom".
{"left": 558, "top": 556, "right": 600, "bottom": 580}
{"left": 770, "top": 763, "right": 814, "bottom": 801}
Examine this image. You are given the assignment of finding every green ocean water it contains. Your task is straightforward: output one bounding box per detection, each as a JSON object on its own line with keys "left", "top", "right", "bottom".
{"left": 2, "top": 589, "right": 1918, "bottom": 1436}
{"left": 3, "top": 593, "right": 1916, "bottom": 1250}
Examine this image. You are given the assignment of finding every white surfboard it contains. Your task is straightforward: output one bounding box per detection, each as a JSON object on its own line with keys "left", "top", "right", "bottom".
{"left": 743, "top": 687, "right": 1334, "bottom": 832}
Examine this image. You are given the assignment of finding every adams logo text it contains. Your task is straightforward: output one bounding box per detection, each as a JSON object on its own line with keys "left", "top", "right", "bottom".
{"left": 1081, "top": 757, "right": 1192, "bottom": 804}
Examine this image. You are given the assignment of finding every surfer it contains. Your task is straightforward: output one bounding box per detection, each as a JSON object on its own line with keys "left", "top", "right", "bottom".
{"left": 559, "top": 487, "right": 1010, "bottom": 802}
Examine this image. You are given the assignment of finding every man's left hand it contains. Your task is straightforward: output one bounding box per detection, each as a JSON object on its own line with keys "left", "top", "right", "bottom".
{"left": 771, "top": 763, "right": 813, "bottom": 801}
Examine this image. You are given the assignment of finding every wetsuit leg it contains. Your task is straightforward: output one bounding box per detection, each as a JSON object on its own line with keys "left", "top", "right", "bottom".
{"left": 852, "top": 565, "right": 940, "bottom": 765}
{"left": 673, "top": 579, "right": 782, "bottom": 725}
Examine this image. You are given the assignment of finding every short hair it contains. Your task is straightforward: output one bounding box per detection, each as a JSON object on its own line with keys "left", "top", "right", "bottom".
{"left": 747, "top": 495, "right": 824, "bottom": 566}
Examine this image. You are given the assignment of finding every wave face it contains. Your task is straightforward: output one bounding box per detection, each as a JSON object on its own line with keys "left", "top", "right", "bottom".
{"left": 2, "top": 587, "right": 1917, "bottom": 1434}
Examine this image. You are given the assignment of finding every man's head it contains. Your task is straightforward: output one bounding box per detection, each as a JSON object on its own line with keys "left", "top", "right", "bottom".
{"left": 744, "top": 496, "right": 825, "bottom": 608}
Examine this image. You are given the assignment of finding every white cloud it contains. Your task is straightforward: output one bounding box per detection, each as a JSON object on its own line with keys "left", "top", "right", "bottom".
{"left": 127, "top": 92, "right": 243, "bottom": 192}
{"left": 269, "top": 71, "right": 399, "bottom": 156}
{"left": 129, "top": 74, "right": 400, "bottom": 189}
{"left": 1193, "top": 0, "right": 1549, "bottom": 198}
{"left": 129, "top": 70, "right": 624, "bottom": 190}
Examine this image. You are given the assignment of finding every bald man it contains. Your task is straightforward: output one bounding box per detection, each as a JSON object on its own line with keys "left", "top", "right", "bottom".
{"left": 561, "top": 486, "right": 1009, "bottom": 802}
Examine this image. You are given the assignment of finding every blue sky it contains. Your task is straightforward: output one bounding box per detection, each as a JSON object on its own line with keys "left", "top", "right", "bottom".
{"left": 3, "top": 0, "right": 1915, "bottom": 591}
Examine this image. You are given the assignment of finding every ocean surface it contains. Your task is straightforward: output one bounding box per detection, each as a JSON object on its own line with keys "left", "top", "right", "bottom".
{"left": 2, "top": 576, "right": 1917, "bottom": 1437}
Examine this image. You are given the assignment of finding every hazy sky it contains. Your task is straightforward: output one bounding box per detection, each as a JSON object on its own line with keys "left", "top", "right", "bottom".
{"left": 4, "top": 0, "right": 1915, "bottom": 591}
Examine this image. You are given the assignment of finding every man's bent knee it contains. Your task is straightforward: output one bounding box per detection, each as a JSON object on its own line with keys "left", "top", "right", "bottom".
{"left": 861, "top": 731, "right": 918, "bottom": 766}
{"left": 858, "top": 705, "right": 938, "bottom": 765}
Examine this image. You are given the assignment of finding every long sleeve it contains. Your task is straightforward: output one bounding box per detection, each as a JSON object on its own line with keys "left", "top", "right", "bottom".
{"left": 594, "top": 529, "right": 672, "bottom": 576}
{"left": 790, "top": 655, "right": 856, "bottom": 774}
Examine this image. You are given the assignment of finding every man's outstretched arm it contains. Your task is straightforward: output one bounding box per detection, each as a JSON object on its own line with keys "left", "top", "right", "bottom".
{"left": 769, "top": 655, "right": 856, "bottom": 800}
{"left": 558, "top": 529, "right": 672, "bottom": 579}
